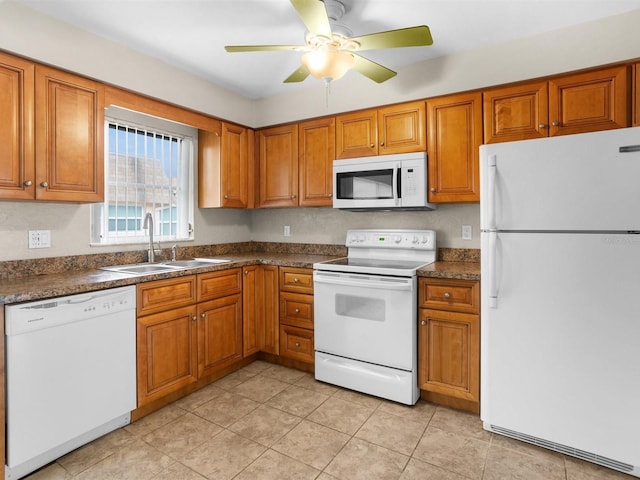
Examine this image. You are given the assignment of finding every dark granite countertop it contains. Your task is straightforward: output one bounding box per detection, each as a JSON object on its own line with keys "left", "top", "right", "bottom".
{"left": 0, "top": 245, "right": 480, "bottom": 304}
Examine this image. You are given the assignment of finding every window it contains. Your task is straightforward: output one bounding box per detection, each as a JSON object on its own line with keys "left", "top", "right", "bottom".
{"left": 91, "top": 107, "right": 195, "bottom": 246}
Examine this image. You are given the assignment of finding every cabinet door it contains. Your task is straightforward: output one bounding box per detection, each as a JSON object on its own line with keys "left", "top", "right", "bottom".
{"left": 242, "top": 265, "right": 260, "bottom": 357}
{"left": 418, "top": 308, "right": 479, "bottom": 405}
{"left": 378, "top": 101, "right": 426, "bottom": 154}
{"left": 548, "top": 65, "right": 629, "bottom": 136}
{"left": 258, "top": 124, "right": 299, "bottom": 207}
{"left": 197, "top": 294, "right": 243, "bottom": 378}
{"left": 221, "top": 122, "right": 249, "bottom": 208}
{"left": 0, "top": 52, "right": 35, "bottom": 200}
{"left": 633, "top": 63, "right": 640, "bottom": 127}
{"left": 427, "top": 92, "right": 482, "bottom": 203}
{"left": 137, "top": 306, "right": 198, "bottom": 406}
{"left": 335, "top": 109, "right": 377, "bottom": 159}
{"left": 35, "top": 65, "right": 104, "bottom": 202}
{"left": 483, "top": 81, "right": 549, "bottom": 143}
{"left": 260, "top": 265, "right": 280, "bottom": 355}
{"left": 299, "top": 117, "right": 335, "bottom": 206}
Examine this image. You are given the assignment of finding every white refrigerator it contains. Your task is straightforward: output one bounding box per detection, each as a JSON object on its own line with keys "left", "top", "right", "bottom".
{"left": 480, "top": 126, "right": 640, "bottom": 477}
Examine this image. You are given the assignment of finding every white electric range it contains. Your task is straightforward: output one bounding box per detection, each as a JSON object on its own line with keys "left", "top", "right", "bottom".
{"left": 313, "top": 229, "right": 436, "bottom": 405}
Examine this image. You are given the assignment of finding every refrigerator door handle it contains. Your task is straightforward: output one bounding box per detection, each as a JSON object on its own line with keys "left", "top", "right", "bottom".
{"left": 488, "top": 231, "right": 498, "bottom": 308}
{"left": 487, "top": 154, "right": 497, "bottom": 230}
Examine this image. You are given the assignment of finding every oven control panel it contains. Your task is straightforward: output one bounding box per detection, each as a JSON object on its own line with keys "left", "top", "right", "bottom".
{"left": 345, "top": 229, "right": 436, "bottom": 249}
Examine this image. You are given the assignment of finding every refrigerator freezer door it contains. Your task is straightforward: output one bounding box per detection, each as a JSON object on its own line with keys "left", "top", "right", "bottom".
{"left": 480, "top": 126, "right": 640, "bottom": 232}
{"left": 481, "top": 231, "right": 640, "bottom": 469}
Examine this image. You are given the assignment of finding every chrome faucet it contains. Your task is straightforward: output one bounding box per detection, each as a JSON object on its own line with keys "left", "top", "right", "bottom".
{"left": 143, "top": 213, "right": 155, "bottom": 263}
{"left": 171, "top": 244, "right": 178, "bottom": 262}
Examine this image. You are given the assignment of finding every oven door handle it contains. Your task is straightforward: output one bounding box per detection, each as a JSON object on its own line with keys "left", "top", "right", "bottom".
{"left": 314, "top": 273, "right": 413, "bottom": 290}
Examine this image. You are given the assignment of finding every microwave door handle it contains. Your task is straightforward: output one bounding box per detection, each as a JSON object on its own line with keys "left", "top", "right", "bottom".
{"left": 393, "top": 166, "right": 400, "bottom": 205}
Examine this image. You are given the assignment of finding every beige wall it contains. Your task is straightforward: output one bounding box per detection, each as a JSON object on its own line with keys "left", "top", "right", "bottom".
{"left": 1, "top": 2, "right": 639, "bottom": 260}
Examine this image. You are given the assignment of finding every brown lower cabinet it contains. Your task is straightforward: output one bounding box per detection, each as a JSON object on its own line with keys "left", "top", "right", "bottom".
{"left": 418, "top": 277, "right": 480, "bottom": 413}
{"left": 279, "top": 267, "right": 314, "bottom": 365}
{"left": 136, "top": 269, "right": 243, "bottom": 406}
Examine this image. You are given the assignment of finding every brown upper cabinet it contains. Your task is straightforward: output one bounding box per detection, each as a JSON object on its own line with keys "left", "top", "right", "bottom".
{"left": 258, "top": 123, "right": 299, "bottom": 207}
{"left": 484, "top": 66, "right": 629, "bottom": 143}
{"left": 427, "top": 92, "right": 482, "bottom": 203}
{"left": 298, "top": 117, "right": 335, "bottom": 207}
{"left": 335, "top": 101, "right": 426, "bottom": 159}
{"left": 0, "top": 53, "right": 104, "bottom": 202}
{"left": 198, "top": 122, "right": 255, "bottom": 208}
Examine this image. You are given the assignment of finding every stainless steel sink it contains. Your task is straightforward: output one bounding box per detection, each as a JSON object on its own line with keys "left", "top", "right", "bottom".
{"left": 100, "top": 263, "right": 185, "bottom": 275}
{"left": 162, "top": 258, "right": 229, "bottom": 268}
{"left": 100, "top": 258, "right": 230, "bottom": 276}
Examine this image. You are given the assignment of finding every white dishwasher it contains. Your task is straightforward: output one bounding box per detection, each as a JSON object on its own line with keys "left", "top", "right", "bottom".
{"left": 5, "top": 285, "right": 137, "bottom": 480}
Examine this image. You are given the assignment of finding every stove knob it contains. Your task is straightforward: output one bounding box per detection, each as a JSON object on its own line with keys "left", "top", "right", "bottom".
{"left": 358, "top": 235, "right": 365, "bottom": 243}
{"left": 421, "top": 235, "right": 429, "bottom": 244}
{"left": 394, "top": 235, "right": 402, "bottom": 244}
{"left": 412, "top": 235, "right": 419, "bottom": 244}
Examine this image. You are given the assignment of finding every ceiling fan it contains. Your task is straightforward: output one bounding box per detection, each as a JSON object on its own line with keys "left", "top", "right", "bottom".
{"left": 224, "top": 0, "right": 433, "bottom": 84}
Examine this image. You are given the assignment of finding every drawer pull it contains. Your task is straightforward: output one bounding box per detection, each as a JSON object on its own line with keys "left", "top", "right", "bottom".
{"left": 295, "top": 342, "right": 301, "bottom": 348}
{"left": 443, "top": 292, "right": 451, "bottom": 299}
{"left": 293, "top": 278, "right": 300, "bottom": 283}
{"left": 294, "top": 308, "right": 300, "bottom": 314}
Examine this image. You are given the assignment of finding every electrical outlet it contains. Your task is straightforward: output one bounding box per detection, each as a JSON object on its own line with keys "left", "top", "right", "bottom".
{"left": 462, "top": 225, "right": 472, "bottom": 240}
{"left": 283, "top": 225, "right": 291, "bottom": 237}
{"left": 29, "top": 230, "right": 51, "bottom": 248}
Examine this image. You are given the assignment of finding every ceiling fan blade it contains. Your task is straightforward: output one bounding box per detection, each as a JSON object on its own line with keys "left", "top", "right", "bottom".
{"left": 225, "top": 45, "right": 305, "bottom": 52}
{"left": 351, "top": 25, "right": 433, "bottom": 51}
{"left": 352, "top": 54, "right": 397, "bottom": 83}
{"left": 284, "top": 64, "right": 311, "bottom": 83}
{"left": 290, "top": 0, "right": 332, "bottom": 37}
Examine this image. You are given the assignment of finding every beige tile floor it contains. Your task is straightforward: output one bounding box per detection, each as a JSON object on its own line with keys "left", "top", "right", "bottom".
{"left": 26, "top": 361, "right": 632, "bottom": 480}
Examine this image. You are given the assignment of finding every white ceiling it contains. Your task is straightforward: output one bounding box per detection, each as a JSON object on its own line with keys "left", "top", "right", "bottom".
{"left": 15, "top": 0, "right": 640, "bottom": 100}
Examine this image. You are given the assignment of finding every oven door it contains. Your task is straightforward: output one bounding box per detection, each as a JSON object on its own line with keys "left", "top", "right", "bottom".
{"left": 313, "top": 270, "right": 416, "bottom": 370}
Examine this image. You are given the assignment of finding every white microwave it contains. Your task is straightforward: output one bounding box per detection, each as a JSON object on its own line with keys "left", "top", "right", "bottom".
{"left": 333, "top": 152, "right": 436, "bottom": 211}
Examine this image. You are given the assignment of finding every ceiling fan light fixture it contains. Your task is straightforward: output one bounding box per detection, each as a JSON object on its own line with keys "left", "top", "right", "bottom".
{"left": 301, "top": 47, "right": 355, "bottom": 82}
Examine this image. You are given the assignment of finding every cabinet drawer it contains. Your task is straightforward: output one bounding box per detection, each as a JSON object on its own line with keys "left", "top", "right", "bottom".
{"left": 279, "top": 325, "right": 314, "bottom": 364}
{"left": 419, "top": 278, "right": 479, "bottom": 314}
{"left": 198, "top": 268, "right": 242, "bottom": 301}
{"left": 280, "top": 267, "right": 313, "bottom": 294}
{"left": 137, "top": 275, "right": 197, "bottom": 316}
{"left": 280, "top": 292, "right": 313, "bottom": 329}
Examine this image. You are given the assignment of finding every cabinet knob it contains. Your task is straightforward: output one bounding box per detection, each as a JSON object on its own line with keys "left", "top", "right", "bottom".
{"left": 294, "top": 308, "right": 300, "bottom": 314}
{"left": 244, "top": 270, "right": 249, "bottom": 275}
{"left": 40, "top": 181, "right": 49, "bottom": 188}
{"left": 430, "top": 187, "right": 436, "bottom": 193}
{"left": 192, "top": 316, "right": 197, "bottom": 321}
{"left": 538, "top": 123, "right": 547, "bottom": 129}
{"left": 552, "top": 121, "right": 560, "bottom": 126}
{"left": 380, "top": 141, "right": 385, "bottom": 146}
{"left": 328, "top": 193, "right": 333, "bottom": 198}
{"left": 224, "top": 194, "right": 229, "bottom": 199}
{"left": 370, "top": 143, "right": 375, "bottom": 148}
{"left": 295, "top": 342, "right": 301, "bottom": 348}
{"left": 443, "top": 292, "right": 451, "bottom": 299}
{"left": 421, "top": 320, "right": 426, "bottom": 326}
{"left": 290, "top": 194, "right": 297, "bottom": 199}
{"left": 201, "top": 313, "right": 206, "bottom": 318}
{"left": 293, "top": 278, "right": 299, "bottom": 283}
{"left": 23, "top": 180, "right": 33, "bottom": 187}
